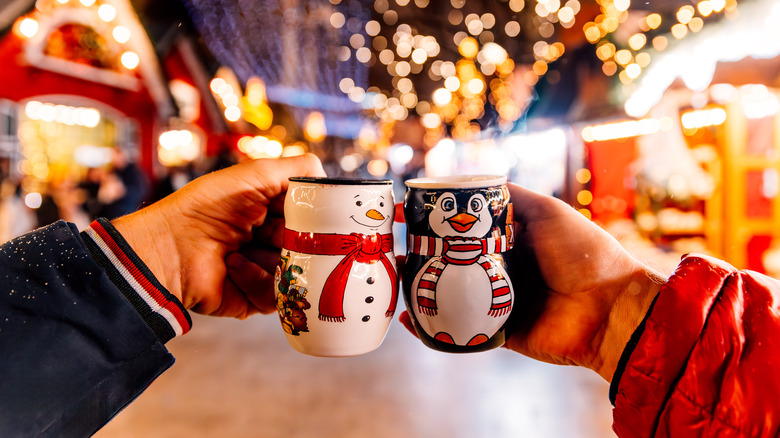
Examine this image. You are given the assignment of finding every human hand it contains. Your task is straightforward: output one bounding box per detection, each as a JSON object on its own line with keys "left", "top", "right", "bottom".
{"left": 112, "top": 154, "right": 326, "bottom": 319}
{"left": 398, "top": 183, "right": 664, "bottom": 380}
{"left": 499, "top": 183, "right": 665, "bottom": 381}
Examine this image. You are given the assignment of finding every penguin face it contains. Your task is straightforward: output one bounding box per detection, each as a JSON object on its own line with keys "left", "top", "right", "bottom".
{"left": 429, "top": 191, "right": 492, "bottom": 238}
{"left": 348, "top": 192, "right": 390, "bottom": 231}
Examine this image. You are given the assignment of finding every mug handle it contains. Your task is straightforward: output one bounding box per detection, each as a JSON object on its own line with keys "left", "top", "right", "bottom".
{"left": 394, "top": 202, "right": 405, "bottom": 223}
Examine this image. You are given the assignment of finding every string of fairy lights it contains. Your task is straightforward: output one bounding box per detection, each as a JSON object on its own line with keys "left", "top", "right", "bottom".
{"left": 328, "top": 0, "right": 740, "bottom": 144}
{"left": 11, "top": 0, "right": 744, "bottom": 158}
{"left": 585, "top": 0, "right": 737, "bottom": 92}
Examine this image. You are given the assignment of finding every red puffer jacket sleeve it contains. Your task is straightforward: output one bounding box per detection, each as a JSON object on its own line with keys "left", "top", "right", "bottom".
{"left": 611, "top": 254, "right": 780, "bottom": 437}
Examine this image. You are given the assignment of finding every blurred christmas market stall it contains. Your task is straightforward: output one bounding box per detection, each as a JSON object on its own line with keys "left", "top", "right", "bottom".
{"left": 4, "top": 0, "right": 780, "bottom": 275}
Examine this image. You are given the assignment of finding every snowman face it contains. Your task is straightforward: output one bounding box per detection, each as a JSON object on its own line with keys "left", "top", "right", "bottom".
{"left": 348, "top": 192, "right": 390, "bottom": 230}
{"left": 286, "top": 182, "right": 395, "bottom": 234}
{"left": 429, "top": 191, "right": 492, "bottom": 238}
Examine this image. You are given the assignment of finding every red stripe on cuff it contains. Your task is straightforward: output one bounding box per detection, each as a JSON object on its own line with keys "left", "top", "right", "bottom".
{"left": 90, "top": 221, "right": 191, "bottom": 334}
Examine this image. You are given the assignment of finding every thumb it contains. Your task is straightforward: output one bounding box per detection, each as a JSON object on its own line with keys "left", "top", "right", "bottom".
{"left": 248, "top": 154, "right": 327, "bottom": 198}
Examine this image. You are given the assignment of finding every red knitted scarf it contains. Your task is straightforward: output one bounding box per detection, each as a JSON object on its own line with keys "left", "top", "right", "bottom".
{"left": 283, "top": 228, "right": 398, "bottom": 322}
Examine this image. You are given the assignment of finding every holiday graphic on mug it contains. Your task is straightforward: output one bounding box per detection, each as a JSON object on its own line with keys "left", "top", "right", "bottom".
{"left": 403, "top": 175, "right": 514, "bottom": 353}
{"left": 274, "top": 177, "right": 398, "bottom": 357}
{"left": 275, "top": 253, "right": 312, "bottom": 336}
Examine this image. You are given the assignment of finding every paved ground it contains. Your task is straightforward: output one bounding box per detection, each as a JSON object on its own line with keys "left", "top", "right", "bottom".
{"left": 96, "top": 310, "right": 617, "bottom": 438}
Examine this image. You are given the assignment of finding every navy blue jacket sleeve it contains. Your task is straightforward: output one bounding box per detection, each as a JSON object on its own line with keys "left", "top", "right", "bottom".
{"left": 0, "top": 220, "right": 190, "bottom": 437}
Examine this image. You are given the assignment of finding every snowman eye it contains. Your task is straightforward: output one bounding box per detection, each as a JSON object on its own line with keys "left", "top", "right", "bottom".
{"left": 356, "top": 200, "right": 363, "bottom": 206}
{"left": 470, "top": 198, "right": 483, "bottom": 212}
{"left": 380, "top": 201, "right": 385, "bottom": 207}
{"left": 442, "top": 198, "right": 455, "bottom": 211}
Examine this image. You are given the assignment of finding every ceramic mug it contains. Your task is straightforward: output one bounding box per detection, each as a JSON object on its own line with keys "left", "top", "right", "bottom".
{"left": 274, "top": 177, "right": 398, "bottom": 357}
{"left": 402, "top": 175, "right": 514, "bottom": 353}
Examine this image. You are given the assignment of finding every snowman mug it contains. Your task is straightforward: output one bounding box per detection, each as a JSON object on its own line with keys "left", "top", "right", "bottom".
{"left": 274, "top": 177, "right": 398, "bottom": 357}
{"left": 402, "top": 175, "right": 515, "bottom": 353}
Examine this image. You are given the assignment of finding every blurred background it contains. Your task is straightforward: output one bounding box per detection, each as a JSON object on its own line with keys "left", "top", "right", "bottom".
{"left": 1, "top": 0, "right": 778, "bottom": 435}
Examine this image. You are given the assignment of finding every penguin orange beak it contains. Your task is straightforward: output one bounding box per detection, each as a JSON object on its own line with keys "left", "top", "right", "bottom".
{"left": 447, "top": 212, "right": 478, "bottom": 232}
{"left": 366, "top": 209, "right": 385, "bottom": 220}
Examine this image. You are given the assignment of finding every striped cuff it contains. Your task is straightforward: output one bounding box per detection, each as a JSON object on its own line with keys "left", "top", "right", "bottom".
{"left": 80, "top": 218, "right": 192, "bottom": 343}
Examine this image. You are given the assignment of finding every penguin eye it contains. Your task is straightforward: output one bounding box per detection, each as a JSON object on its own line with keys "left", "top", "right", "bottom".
{"left": 470, "top": 197, "right": 483, "bottom": 212}
{"left": 356, "top": 200, "right": 363, "bottom": 206}
{"left": 442, "top": 198, "right": 455, "bottom": 212}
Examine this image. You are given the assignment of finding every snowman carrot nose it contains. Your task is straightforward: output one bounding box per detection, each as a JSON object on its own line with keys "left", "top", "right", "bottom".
{"left": 366, "top": 209, "right": 385, "bottom": 220}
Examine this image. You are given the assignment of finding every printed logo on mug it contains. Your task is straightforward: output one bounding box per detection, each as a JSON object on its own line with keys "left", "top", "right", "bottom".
{"left": 274, "top": 177, "right": 398, "bottom": 357}
{"left": 402, "top": 175, "right": 514, "bottom": 353}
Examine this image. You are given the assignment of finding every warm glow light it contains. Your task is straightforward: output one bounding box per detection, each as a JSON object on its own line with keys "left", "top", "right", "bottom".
{"left": 444, "top": 76, "right": 460, "bottom": 92}
{"left": 467, "top": 78, "right": 484, "bottom": 94}
{"left": 671, "top": 23, "right": 688, "bottom": 39}
{"left": 24, "top": 101, "right": 102, "bottom": 127}
{"left": 411, "top": 48, "right": 428, "bottom": 64}
{"left": 481, "top": 42, "right": 508, "bottom": 65}
{"left": 614, "top": 50, "right": 632, "bottom": 65}
{"left": 98, "top": 4, "right": 117, "bottom": 22}
{"left": 304, "top": 111, "right": 327, "bottom": 142}
{"left": 652, "top": 36, "right": 668, "bottom": 51}
{"left": 625, "top": 63, "right": 641, "bottom": 79}
{"left": 646, "top": 13, "right": 662, "bottom": 29}
{"left": 79, "top": 0, "right": 96, "bottom": 6}
{"left": 458, "top": 37, "right": 479, "bottom": 58}
{"left": 613, "top": 0, "right": 630, "bottom": 12}
{"left": 158, "top": 129, "right": 201, "bottom": 166}
{"left": 577, "top": 190, "right": 593, "bottom": 205}
{"left": 677, "top": 5, "right": 695, "bottom": 24}
{"left": 422, "top": 112, "right": 442, "bottom": 128}
{"left": 120, "top": 51, "right": 140, "bottom": 69}
{"left": 330, "top": 12, "right": 345, "bottom": 28}
{"left": 688, "top": 17, "right": 704, "bottom": 32}
{"left": 113, "top": 26, "right": 131, "bottom": 43}
{"left": 432, "top": 88, "right": 452, "bottom": 105}
{"left": 282, "top": 144, "right": 306, "bottom": 157}
{"left": 628, "top": 34, "right": 647, "bottom": 51}
{"left": 680, "top": 107, "right": 727, "bottom": 129}
{"left": 575, "top": 168, "right": 592, "bottom": 184}
{"left": 245, "top": 77, "right": 267, "bottom": 106}
{"left": 224, "top": 106, "right": 241, "bottom": 122}
{"left": 367, "top": 159, "right": 389, "bottom": 176}
{"left": 25, "top": 192, "right": 43, "bottom": 209}
{"left": 505, "top": 20, "right": 521, "bottom": 37}
{"left": 266, "top": 140, "right": 283, "bottom": 158}
{"left": 581, "top": 118, "right": 661, "bottom": 142}
{"left": 18, "top": 18, "right": 39, "bottom": 38}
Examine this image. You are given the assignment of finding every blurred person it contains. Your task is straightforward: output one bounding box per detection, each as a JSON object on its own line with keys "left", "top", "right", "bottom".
{"left": 0, "top": 178, "right": 36, "bottom": 242}
{"left": 153, "top": 162, "right": 198, "bottom": 201}
{"left": 50, "top": 177, "right": 91, "bottom": 230}
{"left": 208, "top": 141, "right": 240, "bottom": 172}
{"left": 1, "top": 154, "right": 779, "bottom": 437}
{"left": 80, "top": 165, "right": 125, "bottom": 220}
{"left": 101, "top": 147, "right": 150, "bottom": 219}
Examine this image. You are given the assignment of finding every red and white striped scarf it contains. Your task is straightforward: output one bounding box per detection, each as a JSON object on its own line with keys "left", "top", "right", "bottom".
{"left": 408, "top": 229, "right": 512, "bottom": 317}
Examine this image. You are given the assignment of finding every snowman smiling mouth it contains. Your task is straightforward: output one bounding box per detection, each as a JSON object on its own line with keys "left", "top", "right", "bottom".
{"left": 351, "top": 209, "right": 387, "bottom": 228}
{"left": 446, "top": 212, "right": 479, "bottom": 233}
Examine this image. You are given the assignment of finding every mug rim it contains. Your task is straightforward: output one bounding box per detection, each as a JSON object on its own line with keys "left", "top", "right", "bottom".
{"left": 404, "top": 174, "right": 507, "bottom": 189}
{"left": 289, "top": 176, "right": 392, "bottom": 185}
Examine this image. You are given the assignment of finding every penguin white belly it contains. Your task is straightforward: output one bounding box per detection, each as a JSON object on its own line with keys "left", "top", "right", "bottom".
{"left": 414, "top": 261, "right": 508, "bottom": 345}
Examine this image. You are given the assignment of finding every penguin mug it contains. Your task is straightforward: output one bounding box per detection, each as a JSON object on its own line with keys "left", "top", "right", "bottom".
{"left": 402, "top": 175, "right": 514, "bottom": 353}
{"left": 274, "top": 177, "right": 398, "bottom": 357}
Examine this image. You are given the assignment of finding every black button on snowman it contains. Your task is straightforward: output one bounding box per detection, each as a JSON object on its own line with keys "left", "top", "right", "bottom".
{"left": 403, "top": 175, "right": 514, "bottom": 353}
